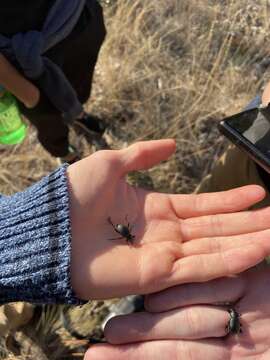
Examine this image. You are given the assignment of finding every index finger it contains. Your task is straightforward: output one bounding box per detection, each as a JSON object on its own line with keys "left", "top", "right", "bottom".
{"left": 169, "top": 185, "right": 265, "bottom": 218}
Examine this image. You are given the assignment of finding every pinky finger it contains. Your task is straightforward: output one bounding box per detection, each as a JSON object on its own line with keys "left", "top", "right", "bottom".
{"left": 84, "top": 340, "right": 228, "bottom": 360}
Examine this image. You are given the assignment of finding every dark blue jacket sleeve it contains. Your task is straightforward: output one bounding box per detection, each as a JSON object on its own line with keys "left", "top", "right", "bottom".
{"left": 0, "top": 165, "right": 82, "bottom": 305}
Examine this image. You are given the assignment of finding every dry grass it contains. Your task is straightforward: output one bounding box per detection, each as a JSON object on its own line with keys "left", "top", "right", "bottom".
{"left": 1, "top": 0, "right": 270, "bottom": 358}
{"left": 95, "top": 0, "right": 270, "bottom": 192}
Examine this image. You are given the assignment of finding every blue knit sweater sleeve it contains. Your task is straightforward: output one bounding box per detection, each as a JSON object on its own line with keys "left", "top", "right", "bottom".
{"left": 0, "top": 165, "right": 82, "bottom": 305}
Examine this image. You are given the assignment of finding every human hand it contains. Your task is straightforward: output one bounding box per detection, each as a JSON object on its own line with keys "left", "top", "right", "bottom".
{"left": 68, "top": 139, "right": 270, "bottom": 300}
{"left": 86, "top": 266, "right": 270, "bottom": 359}
{"left": 0, "top": 54, "right": 40, "bottom": 108}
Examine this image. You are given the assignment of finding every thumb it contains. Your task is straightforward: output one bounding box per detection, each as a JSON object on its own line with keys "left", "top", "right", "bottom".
{"left": 120, "top": 139, "right": 176, "bottom": 174}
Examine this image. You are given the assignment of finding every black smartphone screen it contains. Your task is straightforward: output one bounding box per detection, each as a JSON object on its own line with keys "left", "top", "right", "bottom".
{"left": 224, "top": 108, "right": 270, "bottom": 155}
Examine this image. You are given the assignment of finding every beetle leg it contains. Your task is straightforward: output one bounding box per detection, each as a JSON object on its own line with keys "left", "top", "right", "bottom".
{"left": 239, "top": 325, "right": 243, "bottom": 333}
{"left": 107, "top": 217, "right": 114, "bottom": 226}
{"left": 124, "top": 214, "right": 130, "bottom": 228}
{"left": 108, "top": 217, "right": 122, "bottom": 235}
{"left": 108, "top": 236, "right": 124, "bottom": 241}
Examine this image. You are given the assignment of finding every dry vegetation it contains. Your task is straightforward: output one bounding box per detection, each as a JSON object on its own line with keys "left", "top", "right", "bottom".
{"left": 1, "top": 0, "right": 270, "bottom": 358}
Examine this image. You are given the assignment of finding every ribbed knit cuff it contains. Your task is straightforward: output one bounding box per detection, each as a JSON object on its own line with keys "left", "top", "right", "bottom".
{"left": 0, "top": 165, "right": 83, "bottom": 305}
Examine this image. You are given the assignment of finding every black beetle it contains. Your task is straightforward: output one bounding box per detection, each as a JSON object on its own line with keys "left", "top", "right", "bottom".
{"left": 107, "top": 216, "right": 135, "bottom": 245}
{"left": 226, "top": 308, "right": 242, "bottom": 335}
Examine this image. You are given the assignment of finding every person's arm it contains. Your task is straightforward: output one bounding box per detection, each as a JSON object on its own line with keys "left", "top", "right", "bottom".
{"left": 3, "top": 139, "right": 270, "bottom": 305}
{"left": 0, "top": 53, "right": 40, "bottom": 108}
{"left": 0, "top": 165, "right": 81, "bottom": 304}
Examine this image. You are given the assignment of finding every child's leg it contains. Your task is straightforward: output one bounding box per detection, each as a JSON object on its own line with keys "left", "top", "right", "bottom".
{"left": 60, "top": 1, "right": 106, "bottom": 105}
{"left": 19, "top": 98, "right": 70, "bottom": 158}
{"left": 30, "top": 114, "right": 70, "bottom": 158}
{"left": 18, "top": 2, "right": 106, "bottom": 158}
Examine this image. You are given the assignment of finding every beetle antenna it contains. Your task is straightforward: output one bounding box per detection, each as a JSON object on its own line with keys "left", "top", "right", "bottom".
{"left": 107, "top": 217, "right": 114, "bottom": 226}
{"left": 125, "top": 214, "right": 130, "bottom": 227}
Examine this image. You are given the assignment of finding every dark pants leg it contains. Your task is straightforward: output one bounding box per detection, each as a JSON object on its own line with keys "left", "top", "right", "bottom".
{"left": 19, "top": 1, "right": 106, "bottom": 157}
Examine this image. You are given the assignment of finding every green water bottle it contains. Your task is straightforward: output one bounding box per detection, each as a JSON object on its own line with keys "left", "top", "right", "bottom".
{"left": 0, "top": 86, "right": 27, "bottom": 145}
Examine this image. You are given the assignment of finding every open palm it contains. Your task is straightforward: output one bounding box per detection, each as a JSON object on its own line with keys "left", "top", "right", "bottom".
{"left": 67, "top": 139, "right": 270, "bottom": 300}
